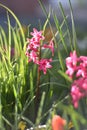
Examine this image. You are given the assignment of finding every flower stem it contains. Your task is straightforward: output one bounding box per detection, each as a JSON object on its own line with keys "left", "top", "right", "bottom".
{"left": 35, "top": 42, "right": 41, "bottom": 118}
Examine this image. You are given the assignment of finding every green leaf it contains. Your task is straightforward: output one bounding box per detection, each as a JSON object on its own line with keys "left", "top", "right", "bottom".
{"left": 58, "top": 70, "right": 72, "bottom": 83}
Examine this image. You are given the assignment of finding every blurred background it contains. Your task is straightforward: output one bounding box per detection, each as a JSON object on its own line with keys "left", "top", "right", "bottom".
{"left": 0, "top": 0, "right": 87, "bottom": 42}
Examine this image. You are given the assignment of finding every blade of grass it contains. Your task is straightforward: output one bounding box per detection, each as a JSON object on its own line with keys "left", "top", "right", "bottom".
{"left": 38, "top": 0, "right": 58, "bottom": 47}
{"left": 35, "top": 92, "right": 45, "bottom": 125}
{"left": 0, "top": 26, "right": 8, "bottom": 49}
{"left": 58, "top": 70, "right": 72, "bottom": 83}
{"left": 52, "top": 12, "right": 68, "bottom": 53}
{"left": 43, "top": 6, "right": 51, "bottom": 34}
{"left": 58, "top": 50, "right": 65, "bottom": 71}
{"left": 0, "top": 86, "right": 5, "bottom": 130}
{"left": 68, "top": 0, "right": 78, "bottom": 52}
{"left": 2, "top": 116, "right": 13, "bottom": 128}
{"left": 20, "top": 96, "right": 35, "bottom": 116}
{"left": 39, "top": 82, "right": 67, "bottom": 88}
{"left": 59, "top": 2, "right": 73, "bottom": 51}
{"left": 0, "top": 3, "right": 25, "bottom": 48}
{"left": 7, "top": 12, "right": 11, "bottom": 62}
{"left": 21, "top": 116, "right": 34, "bottom": 128}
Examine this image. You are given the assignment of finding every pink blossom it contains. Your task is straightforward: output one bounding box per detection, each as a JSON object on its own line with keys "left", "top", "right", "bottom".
{"left": 66, "top": 50, "right": 87, "bottom": 108}
{"left": 38, "top": 58, "right": 52, "bottom": 74}
{"left": 79, "top": 56, "right": 87, "bottom": 66}
{"left": 30, "top": 37, "right": 40, "bottom": 48}
{"left": 67, "top": 50, "right": 78, "bottom": 66}
{"left": 71, "top": 78, "right": 87, "bottom": 108}
{"left": 66, "top": 67, "right": 76, "bottom": 79}
{"left": 26, "top": 38, "right": 40, "bottom": 52}
{"left": 71, "top": 84, "right": 83, "bottom": 108}
{"left": 42, "top": 40, "right": 54, "bottom": 56}
{"left": 76, "top": 56, "right": 87, "bottom": 78}
{"left": 30, "top": 28, "right": 45, "bottom": 41}
{"left": 66, "top": 51, "right": 87, "bottom": 78}
{"left": 76, "top": 64, "right": 87, "bottom": 78}
{"left": 78, "top": 78, "right": 87, "bottom": 94}
{"left": 66, "top": 50, "right": 78, "bottom": 78}
{"left": 27, "top": 50, "right": 38, "bottom": 63}
{"left": 26, "top": 28, "right": 54, "bottom": 75}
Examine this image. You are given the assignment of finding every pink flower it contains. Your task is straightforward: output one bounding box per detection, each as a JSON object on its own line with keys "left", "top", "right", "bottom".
{"left": 76, "top": 64, "right": 87, "bottom": 78}
{"left": 30, "top": 28, "right": 44, "bottom": 41}
{"left": 52, "top": 115, "right": 66, "bottom": 130}
{"left": 66, "top": 67, "right": 76, "bottom": 79}
{"left": 66, "top": 50, "right": 87, "bottom": 108}
{"left": 66, "top": 50, "right": 78, "bottom": 66}
{"left": 38, "top": 58, "right": 52, "bottom": 74}
{"left": 26, "top": 38, "right": 40, "bottom": 52}
{"left": 27, "top": 50, "right": 38, "bottom": 63}
{"left": 42, "top": 40, "right": 54, "bottom": 56}
{"left": 76, "top": 56, "right": 87, "bottom": 78}
{"left": 66, "top": 51, "right": 87, "bottom": 78}
{"left": 71, "top": 83, "right": 83, "bottom": 108}
{"left": 66, "top": 50, "right": 78, "bottom": 78}
{"left": 79, "top": 56, "right": 87, "bottom": 66}
{"left": 26, "top": 28, "right": 54, "bottom": 75}
{"left": 71, "top": 77, "right": 87, "bottom": 108}
{"left": 78, "top": 78, "right": 87, "bottom": 94}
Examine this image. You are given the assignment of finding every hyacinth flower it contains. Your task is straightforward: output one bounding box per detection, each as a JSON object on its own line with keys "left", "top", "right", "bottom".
{"left": 65, "top": 50, "right": 78, "bottom": 79}
{"left": 42, "top": 40, "right": 54, "bottom": 56}
{"left": 52, "top": 115, "right": 66, "bottom": 130}
{"left": 30, "top": 28, "right": 45, "bottom": 41}
{"left": 71, "top": 77, "right": 87, "bottom": 108}
{"left": 26, "top": 28, "right": 54, "bottom": 74}
{"left": 25, "top": 28, "right": 54, "bottom": 112}
{"left": 38, "top": 58, "right": 52, "bottom": 75}
{"left": 66, "top": 50, "right": 87, "bottom": 108}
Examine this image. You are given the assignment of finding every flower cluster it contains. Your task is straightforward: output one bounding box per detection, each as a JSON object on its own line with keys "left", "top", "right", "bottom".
{"left": 66, "top": 50, "right": 87, "bottom": 108}
{"left": 26, "top": 28, "right": 54, "bottom": 74}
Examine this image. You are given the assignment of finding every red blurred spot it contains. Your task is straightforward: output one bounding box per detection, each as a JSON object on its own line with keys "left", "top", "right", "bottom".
{"left": 52, "top": 115, "right": 66, "bottom": 130}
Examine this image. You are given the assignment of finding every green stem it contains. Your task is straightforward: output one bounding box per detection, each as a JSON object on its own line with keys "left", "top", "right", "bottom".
{"left": 36, "top": 67, "right": 41, "bottom": 102}
{"left": 35, "top": 42, "right": 41, "bottom": 118}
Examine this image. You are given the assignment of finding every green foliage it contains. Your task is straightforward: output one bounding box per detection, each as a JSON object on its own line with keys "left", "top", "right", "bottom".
{"left": 0, "top": 1, "right": 87, "bottom": 130}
